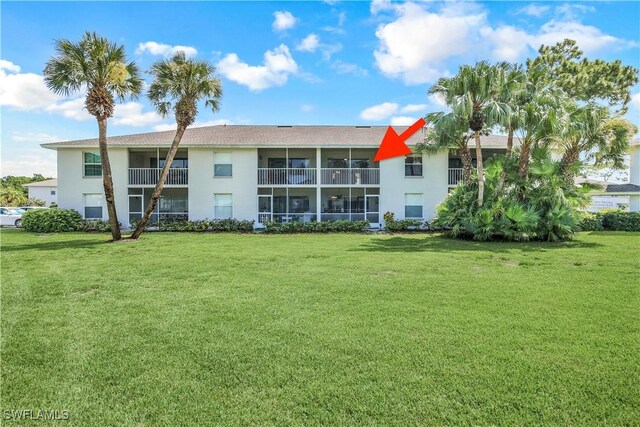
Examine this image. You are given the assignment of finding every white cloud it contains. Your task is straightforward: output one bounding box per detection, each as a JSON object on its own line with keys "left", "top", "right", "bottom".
{"left": 217, "top": 44, "right": 298, "bottom": 91}
{"left": 11, "top": 132, "right": 60, "bottom": 144}
{"left": 371, "top": 0, "right": 394, "bottom": 15}
{"left": 373, "top": 2, "right": 486, "bottom": 84}
{"left": 481, "top": 20, "right": 636, "bottom": 62}
{"left": 331, "top": 60, "right": 368, "bottom": 77}
{"left": 322, "top": 11, "right": 347, "bottom": 34}
{"left": 400, "top": 104, "right": 427, "bottom": 114}
{"left": 359, "top": 102, "right": 398, "bottom": 121}
{"left": 428, "top": 93, "right": 448, "bottom": 109}
{"left": 1, "top": 150, "right": 57, "bottom": 177}
{"left": 273, "top": 11, "right": 297, "bottom": 32}
{"left": 517, "top": 4, "right": 550, "bottom": 17}
{"left": 555, "top": 3, "right": 596, "bottom": 20}
{"left": 46, "top": 98, "right": 92, "bottom": 121}
{"left": 390, "top": 116, "right": 418, "bottom": 126}
{"left": 296, "top": 34, "right": 320, "bottom": 52}
{"left": 632, "top": 92, "right": 640, "bottom": 109}
{"left": 136, "top": 41, "right": 197, "bottom": 57}
{"left": 301, "top": 104, "right": 315, "bottom": 113}
{"left": 320, "top": 43, "right": 343, "bottom": 61}
{"left": 112, "top": 102, "right": 163, "bottom": 127}
{"left": 152, "top": 119, "right": 233, "bottom": 132}
{"left": 0, "top": 60, "right": 61, "bottom": 110}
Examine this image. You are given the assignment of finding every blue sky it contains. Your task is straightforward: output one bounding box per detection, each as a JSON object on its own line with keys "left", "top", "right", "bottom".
{"left": 1, "top": 0, "right": 639, "bottom": 177}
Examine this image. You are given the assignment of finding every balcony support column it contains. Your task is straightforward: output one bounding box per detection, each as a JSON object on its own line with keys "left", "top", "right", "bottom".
{"left": 316, "top": 148, "right": 322, "bottom": 222}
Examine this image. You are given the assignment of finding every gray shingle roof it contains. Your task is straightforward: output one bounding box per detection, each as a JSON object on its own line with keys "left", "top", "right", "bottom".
{"left": 23, "top": 179, "right": 57, "bottom": 187}
{"left": 42, "top": 125, "right": 511, "bottom": 149}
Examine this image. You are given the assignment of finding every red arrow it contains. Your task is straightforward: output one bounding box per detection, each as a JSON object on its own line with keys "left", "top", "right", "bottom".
{"left": 373, "top": 118, "right": 426, "bottom": 162}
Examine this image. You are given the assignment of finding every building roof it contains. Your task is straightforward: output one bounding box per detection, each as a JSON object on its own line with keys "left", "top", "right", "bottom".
{"left": 23, "top": 179, "right": 57, "bottom": 187}
{"left": 42, "top": 125, "right": 511, "bottom": 149}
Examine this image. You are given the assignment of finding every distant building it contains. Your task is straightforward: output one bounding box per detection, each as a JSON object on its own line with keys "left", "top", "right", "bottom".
{"left": 24, "top": 179, "right": 58, "bottom": 206}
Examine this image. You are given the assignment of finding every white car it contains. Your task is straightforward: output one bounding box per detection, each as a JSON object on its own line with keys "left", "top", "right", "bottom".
{"left": 0, "top": 207, "right": 23, "bottom": 227}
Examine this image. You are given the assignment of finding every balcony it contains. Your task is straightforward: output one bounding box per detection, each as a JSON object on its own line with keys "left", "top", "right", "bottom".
{"left": 321, "top": 168, "right": 379, "bottom": 186}
{"left": 258, "top": 168, "right": 317, "bottom": 186}
{"left": 449, "top": 168, "right": 464, "bottom": 186}
{"left": 128, "top": 168, "right": 189, "bottom": 186}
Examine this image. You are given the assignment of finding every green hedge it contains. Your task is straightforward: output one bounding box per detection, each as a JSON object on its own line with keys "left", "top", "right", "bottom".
{"left": 130, "top": 218, "right": 254, "bottom": 232}
{"left": 578, "top": 211, "right": 640, "bottom": 232}
{"left": 383, "top": 211, "right": 427, "bottom": 232}
{"left": 22, "top": 209, "right": 83, "bottom": 233}
{"left": 263, "top": 220, "right": 370, "bottom": 233}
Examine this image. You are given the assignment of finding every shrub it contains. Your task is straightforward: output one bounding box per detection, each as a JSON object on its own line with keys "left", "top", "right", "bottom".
{"left": 577, "top": 213, "right": 604, "bottom": 231}
{"left": 383, "top": 211, "right": 426, "bottom": 232}
{"left": 131, "top": 218, "right": 255, "bottom": 233}
{"left": 263, "top": 220, "right": 370, "bottom": 233}
{"left": 81, "top": 219, "right": 113, "bottom": 232}
{"left": 22, "top": 209, "right": 83, "bottom": 233}
{"left": 599, "top": 211, "right": 640, "bottom": 232}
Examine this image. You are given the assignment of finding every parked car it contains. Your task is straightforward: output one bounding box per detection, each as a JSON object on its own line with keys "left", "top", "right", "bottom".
{"left": 0, "top": 207, "right": 23, "bottom": 227}
{"left": 19, "top": 206, "right": 49, "bottom": 212}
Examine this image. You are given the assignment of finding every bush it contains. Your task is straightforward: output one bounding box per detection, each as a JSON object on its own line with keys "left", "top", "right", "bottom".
{"left": 599, "top": 211, "right": 640, "bottom": 232}
{"left": 22, "top": 209, "right": 83, "bottom": 233}
{"left": 383, "top": 211, "right": 426, "bottom": 232}
{"left": 131, "top": 218, "right": 255, "bottom": 233}
{"left": 263, "top": 220, "right": 370, "bottom": 233}
{"left": 577, "top": 213, "right": 604, "bottom": 231}
{"left": 81, "top": 219, "right": 113, "bottom": 232}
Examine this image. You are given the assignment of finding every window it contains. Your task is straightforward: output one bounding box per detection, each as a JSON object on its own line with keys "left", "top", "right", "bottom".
{"left": 214, "top": 194, "right": 232, "bottom": 218}
{"left": 214, "top": 153, "right": 232, "bottom": 177}
{"left": 327, "top": 158, "right": 348, "bottom": 168}
{"left": 350, "top": 159, "right": 370, "bottom": 168}
{"left": 405, "top": 193, "right": 423, "bottom": 218}
{"left": 405, "top": 155, "right": 423, "bottom": 177}
{"left": 51, "top": 190, "right": 56, "bottom": 196}
{"left": 268, "top": 158, "right": 287, "bottom": 168}
{"left": 84, "top": 194, "right": 103, "bottom": 219}
{"left": 84, "top": 152, "right": 102, "bottom": 177}
{"left": 151, "top": 158, "right": 188, "bottom": 168}
{"left": 288, "top": 158, "right": 310, "bottom": 168}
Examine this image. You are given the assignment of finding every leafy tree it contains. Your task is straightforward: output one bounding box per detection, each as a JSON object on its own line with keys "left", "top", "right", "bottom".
{"left": 0, "top": 174, "right": 52, "bottom": 206}
{"left": 130, "top": 52, "right": 222, "bottom": 239}
{"left": 44, "top": 32, "right": 143, "bottom": 241}
{"left": 527, "top": 39, "right": 639, "bottom": 113}
{"left": 429, "top": 61, "right": 511, "bottom": 206}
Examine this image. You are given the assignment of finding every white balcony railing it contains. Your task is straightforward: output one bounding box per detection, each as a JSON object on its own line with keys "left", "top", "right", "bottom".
{"left": 449, "top": 168, "right": 464, "bottom": 186}
{"left": 321, "top": 168, "right": 380, "bottom": 185}
{"left": 257, "top": 168, "right": 317, "bottom": 185}
{"left": 128, "top": 168, "right": 188, "bottom": 186}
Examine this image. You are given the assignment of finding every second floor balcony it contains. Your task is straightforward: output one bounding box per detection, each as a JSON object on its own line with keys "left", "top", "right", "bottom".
{"left": 128, "top": 148, "right": 188, "bottom": 186}
{"left": 128, "top": 168, "right": 189, "bottom": 186}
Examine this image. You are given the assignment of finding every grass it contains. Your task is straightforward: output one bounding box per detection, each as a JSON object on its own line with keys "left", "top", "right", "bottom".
{"left": 1, "top": 230, "right": 638, "bottom": 425}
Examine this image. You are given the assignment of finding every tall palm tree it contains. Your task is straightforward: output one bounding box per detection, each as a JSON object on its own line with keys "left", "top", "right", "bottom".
{"left": 429, "top": 61, "right": 511, "bottom": 206}
{"left": 44, "top": 32, "right": 143, "bottom": 241}
{"left": 130, "top": 52, "right": 222, "bottom": 239}
{"left": 555, "top": 105, "right": 636, "bottom": 184}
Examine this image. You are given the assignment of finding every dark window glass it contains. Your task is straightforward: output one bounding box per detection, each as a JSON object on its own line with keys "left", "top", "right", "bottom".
{"left": 84, "top": 165, "right": 102, "bottom": 176}
{"left": 214, "top": 164, "right": 232, "bottom": 176}
{"left": 268, "top": 158, "right": 287, "bottom": 168}
{"left": 405, "top": 205, "right": 422, "bottom": 218}
{"left": 350, "top": 159, "right": 370, "bottom": 168}
{"left": 405, "top": 156, "right": 423, "bottom": 176}
{"left": 288, "top": 158, "right": 310, "bottom": 168}
{"left": 327, "top": 158, "right": 348, "bottom": 168}
{"left": 85, "top": 207, "right": 103, "bottom": 219}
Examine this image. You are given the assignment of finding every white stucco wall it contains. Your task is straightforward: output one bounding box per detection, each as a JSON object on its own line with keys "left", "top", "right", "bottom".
{"left": 188, "top": 147, "right": 258, "bottom": 221}
{"left": 379, "top": 150, "right": 449, "bottom": 220}
{"left": 27, "top": 186, "right": 57, "bottom": 206}
{"left": 57, "top": 147, "right": 128, "bottom": 222}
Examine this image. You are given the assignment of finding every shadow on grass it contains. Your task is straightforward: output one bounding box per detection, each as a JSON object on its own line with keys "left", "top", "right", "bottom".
{"left": 1, "top": 238, "right": 108, "bottom": 252}
{"left": 352, "top": 234, "right": 603, "bottom": 253}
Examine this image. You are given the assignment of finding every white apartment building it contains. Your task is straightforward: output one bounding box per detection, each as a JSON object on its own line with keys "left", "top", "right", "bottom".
{"left": 43, "top": 125, "right": 511, "bottom": 228}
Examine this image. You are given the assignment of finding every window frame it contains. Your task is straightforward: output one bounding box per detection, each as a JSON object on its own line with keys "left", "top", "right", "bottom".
{"left": 405, "top": 155, "right": 423, "bottom": 177}
{"left": 83, "top": 193, "right": 104, "bottom": 219}
{"left": 404, "top": 193, "right": 423, "bottom": 219}
{"left": 213, "top": 193, "right": 233, "bottom": 219}
{"left": 83, "top": 152, "right": 102, "bottom": 178}
{"left": 213, "top": 152, "right": 232, "bottom": 177}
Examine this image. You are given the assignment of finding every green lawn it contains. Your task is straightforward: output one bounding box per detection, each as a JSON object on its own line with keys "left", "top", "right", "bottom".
{"left": 1, "top": 230, "right": 638, "bottom": 425}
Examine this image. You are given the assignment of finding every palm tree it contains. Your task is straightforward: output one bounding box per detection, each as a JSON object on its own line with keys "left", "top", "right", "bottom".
{"left": 417, "top": 112, "right": 474, "bottom": 182}
{"left": 44, "top": 32, "right": 142, "bottom": 241}
{"left": 429, "top": 61, "right": 511, "bottom": 206}
{"left": 555, "top": 105, "right": 636, "bottom": 184}
{"left": 130, "top": 52, "right": 222, "bottom": 239}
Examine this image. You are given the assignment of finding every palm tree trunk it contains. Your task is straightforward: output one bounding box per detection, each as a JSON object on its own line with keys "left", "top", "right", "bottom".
{"left": 459, "top": 144, "right": 473, "bottom": 182}
{"left": 505, "top": 127, "right": 514, "bottom": 156}
{"left": 497, "top": 127, "right": 514, "bottom": 195}
{"left": 518, "top": 140, "right": 531, "bottom": 178}
{"left": 130, "top": 125, "right": 187, "bottom": 239}
{"left": 560, "top": 145, "right": 580, "bottom": 185}
{"left": 97, "top": 118, "right": 121, "bottom": 241}
{"left": 474, "top": 131, "right": 484, "bottom": 207}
